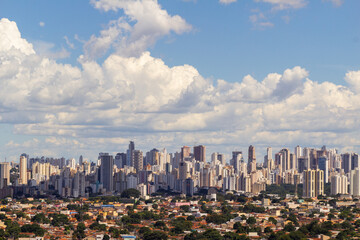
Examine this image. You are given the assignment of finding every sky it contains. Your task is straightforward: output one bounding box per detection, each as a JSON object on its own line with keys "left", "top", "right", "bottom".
{"left": 0, "top": 0, "right": 359, "bottom": 163}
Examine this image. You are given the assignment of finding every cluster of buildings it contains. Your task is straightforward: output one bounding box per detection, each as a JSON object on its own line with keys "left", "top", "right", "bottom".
{"left": 0, "top": 142, "right": 359, "bottom": 199}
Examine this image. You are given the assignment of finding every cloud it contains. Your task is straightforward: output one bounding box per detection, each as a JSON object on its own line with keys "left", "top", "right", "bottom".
{"left": 0, "top": 18, "right": 35, "bottom": 55}
{"left": 33, "top": 41, "right": 71, "bottom": 59}
{"left": 323, "top": 0, "right": 344, "bottom": 7}
{"left": 345, "top": 70, "right": 360, "bottom": 93}
{"left": 256, "top": 0, "right": 308, "bottom": 10}
{"left": 64, "top": 36, "right": 75, "bottom": 49}
{"left": 1, "top": 18, "right": 360, "bottom": 160}
{"left": 249, "top": 12, "right": 274, "bottom": 29}
{"left": 39, "top": 22, "right": 45, "bottom": 27}
{"left": 86, "top": 0, "right": 192, "bottom": 59}
{"left": 219, "top": 0, "right": 237, "bottom": 5}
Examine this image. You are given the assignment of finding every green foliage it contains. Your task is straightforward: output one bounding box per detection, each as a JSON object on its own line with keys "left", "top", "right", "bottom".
{"left": 234, "top": 222, "right": 249, "bottom": 234}
{"left": 223, "top": 232, "right": 250, "bottom": 240}
{"left": 264, "top": 227, "right": 273, "bottom": 233}
{"left": 287, "top": 213, "right": 298, "bottom": 226}
{"left": 206, "top": 213, "right": 234, "bottom": 224}
{"left": 265, "top": 184, "right": 303, "bottom": 198}
{"left": 49, "top": 213, "right": 69, "bottom": 227}
{"left": 239, "top": 204, "right": 265, "bottom": 213}
{"left": 298, "top": 220, "right": 331, "bottom": 237}
{"left": 5, "top": 220, "right": 21, "bottom": 238}
{"left": 21, "top": 224, "right": 46, "bottom": 237}
{"left": 154, "top": 220, "right": 167, "bottom": 230}
{"left": 109, "top": 226, "right": 121, "bottom": 238}
{"left": 89, "top": 221, "right": 107, "bottom": 231}
{"left": 170, "top": 217, "right": 192, "bottom": 234}
{"left": 121, "top": 188, "right": 140, "bottom": 198}
{"left": 200, "top": 229, "right": 222, "bottom": 240}
{"left": 143, "top": 230, "right": 168, "bottom": 240}
{"left": 246, "top": 217, "right": 256, "bottom": 225}
{"left": 31, "top": 213, "right": 50, "bottom": 224}
{"left": 283, "top": 223, "right": 295, "bottom": 232}
{"left": 139, "top": 226, "right": 151, "bottom": 235}
{"left": 73, "top": 223, "right": 86, "bottom": 239}
{"left": 180, "top": 205, "right": 190, "bottom": 212}
{"left": 184, "top": 229, "right": 222, "bottom": 240}
{"left": 268, "top": 217, "right": 277, "bottom": 225}
{"left": 15, "top": 211, "right": 26, "bottom": 219}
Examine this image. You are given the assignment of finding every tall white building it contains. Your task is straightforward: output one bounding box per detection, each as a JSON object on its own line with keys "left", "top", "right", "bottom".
{"left": 350, "top": 168, "right": 360, "bottom": 196}
{"left": 303, "top": 169, "right": 324, "bottom": 198}
{"left": 331, "top": 171, "right": 348, "bottom": 195}
{"left": 294, "top": 145, "right": 302, "bottom": 159}
{"left": 0, "top": 162, "right": 10, "bottom": 188}
{"left": 20, "top": 156, "right": 28, "bottom": 185}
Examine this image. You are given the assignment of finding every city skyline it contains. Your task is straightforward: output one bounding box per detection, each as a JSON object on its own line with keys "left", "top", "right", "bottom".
{"left": 0, "top": 0, "right": 359, "bottom": 162}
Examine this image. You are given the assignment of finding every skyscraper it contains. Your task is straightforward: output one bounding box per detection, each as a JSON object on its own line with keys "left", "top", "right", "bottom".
{"left": 133, "top": 150, "right": 143, "bottom": 172}
{"left": 350, "top": 168, "right": 360, "bottom": 196}
{"left": 303, "top": 169, "right": 324, "bottom": 198}
{"left": 318, "top": 156, "right": 329, "bottom": 183}
{"left": 248, "top": 145, "right": 256, "bottom": 173}
{"left": 100, "top": 153, "right": 114, "bottom": 192}
{"left": 181, "top": 146, "right": 191, "bottom": 160}
{"left": 264, "top": 147, "right": 272, "bottom": 168}
{"left": 20, "top": 155, "right": 27, "bottom": 185}
{"left": 232, "top": 151, "right": 242, "bottom": 172}
{"left": 331, "top": 170, "right": 348, "bottom": 195}
{"left": 126, "top": 141, "right": 135, "bottom": 167}
{"left": 194, "top": 145, "right": 206, "bottom": 162}
{"left": 342, "top": 153, "right": 351, "bottom": 174}
{"left": 0, "top": 162, "right": 10, "bottom": 189}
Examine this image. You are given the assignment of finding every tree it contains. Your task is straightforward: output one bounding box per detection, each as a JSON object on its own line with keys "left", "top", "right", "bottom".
{"left": 180, "top": 205, "right": 190, "bottom": 212}
{"left": 143, "top": 230, "right": 167, "bottom": 240}
{"left": 73, "top": 223, "right": 86, "bottom": 239}
{"left": 49, "top": 213, "right": 69, "bottom": 227}
{"left": 246, "top": 217, "right": 256, "bottom": 225}
{"left": 102, "top": 234, "right": 110, "bottom": 240}
{"left": 268, "top": 217, "right": 277, "bottom": 225}
{"left": 21, "top": 224, "right": 46, "bottom": 237}
{"left": 121, "top": 188, "right": 140, "bottom": 198}
{"left": 89, "top": 222, "right": 107, "bottom": 231}
{"left": 32, "top": 213, "right": 50, "bottom": 224}
{"left": 224, "top": 232, "right": 249, "bottom": 240}
{"left": 154, "top": 221, "right": 166, "bottom": 229}
{"left": 284, "top": 223, "right": 296, "bottom": 232}
{"left": 5, "top": 221, "right": 21, "bottom": 239}
{"left": 171, "top": 218, "right": 192, "bottom": 234}
{"left": 201, "top": 229, "right": 222, "bottom": 240}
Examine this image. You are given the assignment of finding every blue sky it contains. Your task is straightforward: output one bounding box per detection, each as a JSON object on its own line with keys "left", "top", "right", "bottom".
{"left": 0, "top": 0, "right": 359, "bottom": 162}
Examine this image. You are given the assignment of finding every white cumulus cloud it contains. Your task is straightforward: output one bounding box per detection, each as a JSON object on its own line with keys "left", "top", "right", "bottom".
{"left": 1, "top": 17, "right": 360, "bottom": 160}
{"left": 86, "top": 0, "right": 192, "bottom": 59}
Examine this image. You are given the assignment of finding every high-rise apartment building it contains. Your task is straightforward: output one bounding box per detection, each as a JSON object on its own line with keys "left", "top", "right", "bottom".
{"left": 248, "top": 145, "right": 256, "bottom": 173}
{"left": 133, "top": 150, "right": 143, "bottom": 172}
{"left": 194, "top": 145, "right": 206, "bottom": 162}
{"left": 100, "top": 153, "right": 114, "bottom": 192}
{"left": 331, "top": 170, "right": 348, "bottom": 195}
{"left": 350, "top": 168, "right": 360, "bottom": 196}
{"left": 126, "top": 141, "right": 135, "bottom": 167}
{"left": 181, "top": 146, "right": 191, "bottom": 160}
{"left": 20, "top": 155, "right": 28, "bottom": 185}
{"left": 232, "top": 151, "right": 242, "bottom": 172}
{"left": 303, "top": 169, "right": 324, "bottom": 198}
{"left": 0, "top": 162, "right": 10, "bottom": 189}
{"left": 318, "top": 156, "right": 329, "bottom": 183}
